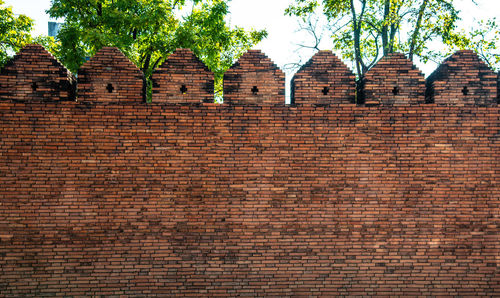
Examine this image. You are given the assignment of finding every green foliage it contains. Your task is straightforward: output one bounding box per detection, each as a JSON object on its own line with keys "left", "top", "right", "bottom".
{"left": 0, "top": 0, "right": 34, "bottom": 66}
{"left": 176, "top": 1, "right": 267, "bottom": 98}
{"left": 286, "top": 0, "right": 500, "bottom": 77}
{"left": 442, "top": 18, "right": 500, "bottom": 70}
{"left": 48, "top": 0, "right": 267, "bottom": 101}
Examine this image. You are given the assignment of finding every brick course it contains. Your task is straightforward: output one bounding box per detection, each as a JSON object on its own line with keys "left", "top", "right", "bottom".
{"left": 0, "top": 45, "right": 498, "bottom": 296}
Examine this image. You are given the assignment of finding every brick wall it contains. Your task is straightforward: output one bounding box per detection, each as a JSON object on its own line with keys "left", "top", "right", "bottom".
{"left": 497, "top": 72, "right": 500, "bottom": 102}
{"left": 0, "top": 45, "right": 499, "bottom": 296}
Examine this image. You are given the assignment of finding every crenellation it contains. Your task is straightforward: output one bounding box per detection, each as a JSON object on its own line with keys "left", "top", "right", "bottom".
{"left": 426, "top": 50, "right": 497, "bottom": 104}
{"left": 0, "top": 45, "right": 498, "bottom": 107}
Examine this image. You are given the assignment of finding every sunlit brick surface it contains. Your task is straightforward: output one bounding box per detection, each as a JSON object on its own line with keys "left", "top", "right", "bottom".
{"left": 0, "top": 45, "right": 498, "bottom": 296}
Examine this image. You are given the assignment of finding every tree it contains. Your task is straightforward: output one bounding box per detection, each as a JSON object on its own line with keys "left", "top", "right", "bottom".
{"left": 286, "top": 0, "right": 500, "bottom": 78}
{"left": 175, "top": 1, "right": 267, "bottom": 96}
{"left": 47, "top": 0, "right": 267, "bottom": 100}
{"left": 0, "top": 1, "right": 59, "bottom": 67}
{"left": 0, "top": 0, "right": 35, "bottom": 66}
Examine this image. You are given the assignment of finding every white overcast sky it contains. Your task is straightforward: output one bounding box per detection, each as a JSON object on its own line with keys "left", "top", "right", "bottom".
{"left": 4, "top": 0, "right": 500, "bottom": 79}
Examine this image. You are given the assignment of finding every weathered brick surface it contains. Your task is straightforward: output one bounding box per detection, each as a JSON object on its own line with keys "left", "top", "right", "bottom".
{"left": 426, "top": 50, "right": 497, "bottom": 104}
{"left": 0, "top": 101, "right": 498, "bottom": 296}
{"left": 291, "top": 50, "right": 355, "bottom": 105}
{"left": 152, "top": 48, "right": 214, "bottom": 103}
{"left": 0, "top": 46, "right": 499, "bottom": 296}
{"left": 224, "top": 50, "right": 285, "bottom": 105}
{"left": 78, "top": 47, "right": 145, "bottom": 102}
{"left": 0, "top": 44, "right": 75, "bottom": 101}
{"left": 360, "top": 53, "right": 426, "bottom": 105}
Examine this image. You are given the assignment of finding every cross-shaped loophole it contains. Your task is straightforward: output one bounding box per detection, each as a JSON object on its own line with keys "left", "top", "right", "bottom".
{"left": 322, "top": 87, "right": 329, "bottom": 95}
{"left": 392, "top": 86, "right": 400, "bottom": 95}
{"left": 180, "top": 85, "right": 188, "bottom": 94}
{"left": 251, "top": 86, "right": 259, "bottom": 95}
{"left": 31, "top": 82, "right": 38, "bottom": 91}
{"left": 106, "top": 83, "right": 114, "bottom": 93}
{"left": 462, "top": 86, "right": 469, "bottom": 96}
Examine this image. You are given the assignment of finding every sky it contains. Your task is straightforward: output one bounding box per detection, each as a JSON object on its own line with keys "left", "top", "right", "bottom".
{"left": 4, "top": 0, "right": 500, "bottom": 81}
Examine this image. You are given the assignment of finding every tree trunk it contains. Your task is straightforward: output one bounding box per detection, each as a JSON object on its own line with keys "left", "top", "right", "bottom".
{"left": 409, "top": 0, "right": 428, "bottom": 61}
{"left": 381, "top": 0, "right": 390, "bottom": 55}
{"left": 350, "top": 0, "right": 361, "bottom": 77}
{"left": 351, "top": 0, "right": 368, "bottom": 77}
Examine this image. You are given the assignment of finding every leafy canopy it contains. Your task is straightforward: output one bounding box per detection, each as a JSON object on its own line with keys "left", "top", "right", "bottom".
{"left": 286, "top": 0, "right": 500, "bottom": 77}
{"left": 0, "top": 0, "right": 59, "bottom": 67}
{"left": 0, "top": 0, "right": 35, "bottom": 65}
{"left": 47, "top": 0, "right": 267, "bottom": 100}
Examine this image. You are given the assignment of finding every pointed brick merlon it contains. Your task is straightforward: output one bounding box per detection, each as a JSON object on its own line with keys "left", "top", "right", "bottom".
{"left": 426, "top": 50, "right": 497, "bottom": 104}
{"left": 223, "top": 50, "right": 285, "bottom": 105}
{"left": 360, "top": 53, "right": 426, "bottom": 105}
{"left": 152, "top": 48, "right": 214, "bottom": 103}
{"left": 78, "top": 47, "right": 145, "bottom": 102}
{"left": 292, "top": 50, "right": 355, "bottom": 105}
{"left": 0, "top": 44, "right": 75, "bottom": 101}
